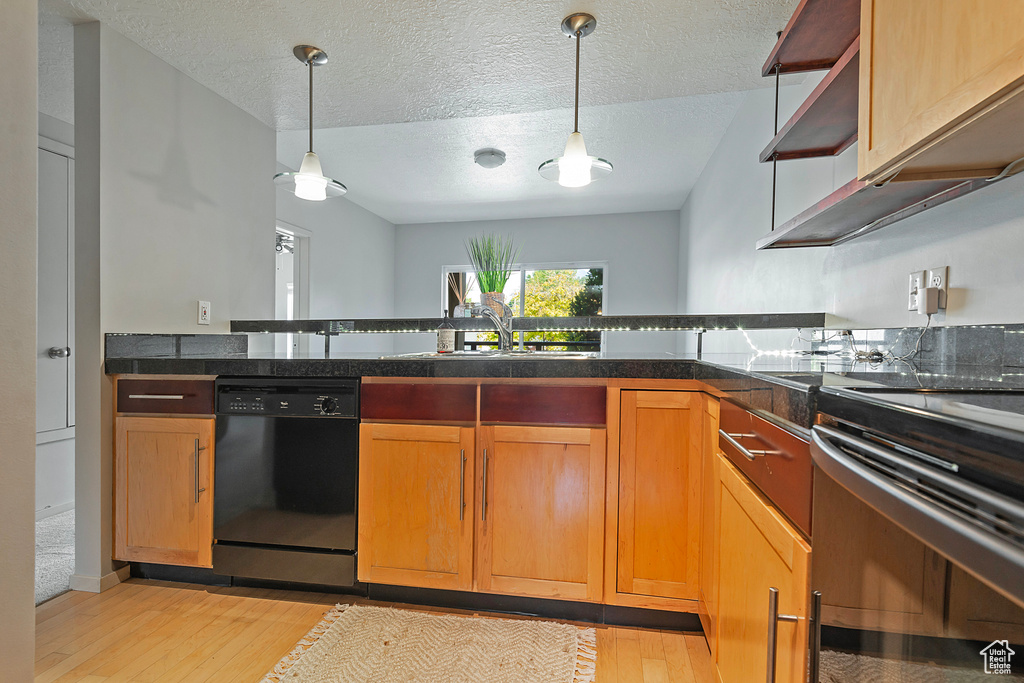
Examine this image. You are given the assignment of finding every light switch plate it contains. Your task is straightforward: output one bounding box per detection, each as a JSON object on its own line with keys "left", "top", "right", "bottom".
{"left": 926, "top": 266, "right": 948, "bottom": 309}
{"left": 198, "top": 300, "right": 211, "bottom": 325}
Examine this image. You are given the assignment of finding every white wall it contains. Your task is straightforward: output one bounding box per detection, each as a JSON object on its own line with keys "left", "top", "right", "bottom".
{"left": 37, "top": 438, "right": 75, "bottom": 517}
{"left": 681, "top": 80, "right": 1024, "bottom": 352}
{"left": 394, "top": 211, "right": 681, "bottom": 353}
{"left": 276, "top": 184, "right": 397, "bottom": 354}
{"left": 74, "top": 22, "right": 277, "bottom": 590}
{"left": 0, "top": 0, "right": 38, "bottom": 676}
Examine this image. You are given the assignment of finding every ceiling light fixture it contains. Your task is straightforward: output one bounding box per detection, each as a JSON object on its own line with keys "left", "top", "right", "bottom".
{"left": 538, "top": 13, "right": 613, "bottom": 189}
{"left": 474, "top": 148, "right": 507, "bottom": 169}
{"left": 274, "top": 45, "right": 347, "bottom": 201}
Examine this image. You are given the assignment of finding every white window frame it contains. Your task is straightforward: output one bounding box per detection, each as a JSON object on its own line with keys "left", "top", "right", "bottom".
{"left": 441, "top": 260, "right": 608, "bottom": 350}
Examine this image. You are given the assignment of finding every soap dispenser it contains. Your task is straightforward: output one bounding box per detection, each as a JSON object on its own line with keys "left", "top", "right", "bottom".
{"left": 437, "top": 309, "right": 455, "bottom": 354}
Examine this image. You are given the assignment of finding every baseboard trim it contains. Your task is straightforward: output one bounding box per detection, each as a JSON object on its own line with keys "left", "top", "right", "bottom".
{"left": 69, "top": 566, "right": 130, "bottom": 593}
{"left": 35, "top": 501, "right": 75, "bottom": 521}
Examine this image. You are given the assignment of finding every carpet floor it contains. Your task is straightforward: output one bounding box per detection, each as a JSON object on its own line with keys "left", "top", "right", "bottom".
{"left": 36, "top": 509, "right": 75, "bottom": 606}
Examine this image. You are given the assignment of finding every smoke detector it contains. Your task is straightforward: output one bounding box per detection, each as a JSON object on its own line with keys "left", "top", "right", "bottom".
{"left": 474, "top": 148, "right": 506, "bottom": 169}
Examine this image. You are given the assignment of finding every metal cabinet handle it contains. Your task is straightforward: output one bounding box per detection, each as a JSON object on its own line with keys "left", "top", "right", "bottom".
{"left": 48, "top": 346, "right": 71, "bottom": 359}
{"left": 481, "top": 448, "right": 488, "bottom": 521}
{"left": 766, "top": 587, "right": 800, "bottom": 683}
{"left": 193, "top": 439, "right": 207, "bottom": 504}
{"left": 808, "top": 590, "right": 822, "bottom": 683}
{"left": 719, "top": 429, "right": 779, "bottom": 460}
{"left": 128, "top": 394, "right": 185, "bottom": 400}
{"left": 459, "top": 449, "right": 466, "bottom": 521}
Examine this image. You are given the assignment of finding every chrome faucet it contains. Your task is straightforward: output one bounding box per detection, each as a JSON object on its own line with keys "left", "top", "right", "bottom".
{"left": 471, "top": 303, "right": 514, "bottom": 352}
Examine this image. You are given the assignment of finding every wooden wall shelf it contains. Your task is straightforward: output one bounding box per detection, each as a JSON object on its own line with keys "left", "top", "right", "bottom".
{"left": 761, "top": 37, "right": 860, "bottom": 162}
{"left": 756, "top": 177, "right": 992, "bottom": 249}
{"left": 762, "top": 0, "right": 861, "bottom": 76}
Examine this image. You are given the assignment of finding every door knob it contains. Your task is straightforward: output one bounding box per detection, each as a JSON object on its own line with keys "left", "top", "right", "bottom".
{"left": 48, "top": 346, "right": 71, "bottom": 359}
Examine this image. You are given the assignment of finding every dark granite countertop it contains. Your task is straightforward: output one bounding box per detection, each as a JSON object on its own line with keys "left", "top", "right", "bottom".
{"left": 105, "top": 335, "right": 1024, "bottom": 429}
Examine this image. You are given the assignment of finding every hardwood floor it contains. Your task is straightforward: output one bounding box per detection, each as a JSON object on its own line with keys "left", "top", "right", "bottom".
{"left": 35, "top": 579, "right": 713, "bottom": 683}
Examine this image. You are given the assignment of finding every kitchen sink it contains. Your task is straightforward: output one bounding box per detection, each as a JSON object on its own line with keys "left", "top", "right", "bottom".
{"left": 380, "top": 350, "right": 597, "bottom": 360}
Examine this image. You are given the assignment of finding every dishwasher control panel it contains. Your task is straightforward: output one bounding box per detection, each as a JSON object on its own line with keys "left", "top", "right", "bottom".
{"left": 215, "top": 378, "right": 358, "bottom": 417}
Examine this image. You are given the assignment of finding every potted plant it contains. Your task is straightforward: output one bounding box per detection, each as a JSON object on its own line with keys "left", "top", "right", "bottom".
{"left": 466, "top": 234, "right": 520, "bottom": 312}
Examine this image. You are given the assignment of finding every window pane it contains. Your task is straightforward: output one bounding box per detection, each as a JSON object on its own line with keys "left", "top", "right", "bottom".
{"left": 445, "top": 267, "right": 602, "bottom": 352}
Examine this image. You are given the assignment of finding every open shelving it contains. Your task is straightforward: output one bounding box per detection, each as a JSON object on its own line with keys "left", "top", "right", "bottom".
{"left": 760, "top": 37, "right": 859, "bottom": 162}
{"left": 762, "top": 0, "right": 861, "bottom": 75}
{"left": 757, "top": 177, "right": 990, "bottom": 249}
{"left": 756, "top": 0, "right": 1002, "bottom": 250}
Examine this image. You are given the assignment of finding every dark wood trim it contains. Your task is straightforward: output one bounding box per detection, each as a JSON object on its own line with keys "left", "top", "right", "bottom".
{"left": 480, "top": 384, "right": 607, "bottom": 426}
{"left": 116, "top": 378, "right": 215, "bottom": 414}
{"left": 360, "top": 382, "right": 478, "bottom": 422}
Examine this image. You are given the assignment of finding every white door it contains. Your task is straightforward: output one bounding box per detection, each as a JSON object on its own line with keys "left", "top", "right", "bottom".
{"left": 37, "top": 147, "right": 74, "bottom": 434}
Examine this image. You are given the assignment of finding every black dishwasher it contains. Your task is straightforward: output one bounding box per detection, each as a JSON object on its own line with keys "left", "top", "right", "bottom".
{"left": 213, "top": 377, "right": 359, "bottom": 586}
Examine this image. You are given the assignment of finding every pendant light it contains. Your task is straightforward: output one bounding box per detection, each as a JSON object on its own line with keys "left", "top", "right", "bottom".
{"left": 538, "top": 13, "right": 613, "bottom": 188}
{"left": 274, "top": 45, "right": 347, "bottom": 201}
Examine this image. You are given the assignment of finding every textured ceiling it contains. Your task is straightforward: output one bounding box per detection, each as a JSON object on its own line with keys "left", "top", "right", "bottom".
{"left": 39, "top": 0, "right": 797, "bottom": 130}
{"left": 278, "top": 92, "right": 746, "bottom": 224}
{"left": 37, "top": 0, "right": 801, "bottom": 223}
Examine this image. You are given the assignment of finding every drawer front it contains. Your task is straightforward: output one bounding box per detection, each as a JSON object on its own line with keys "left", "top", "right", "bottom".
{"left": 719, "top": 400, "right": 812, "bottom": 537}
{"left": 117, "top": 379, "right": 214, "bottom": 415}
{"left": 360, "top": 382, "right": 477, "bottom": 422}
{"left": 480, "top": 384, "right": 606, "bottom": 426}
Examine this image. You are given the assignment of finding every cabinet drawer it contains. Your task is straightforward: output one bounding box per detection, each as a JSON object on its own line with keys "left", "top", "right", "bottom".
{"left": 719, "top": 400, "right": 811, "bottom": 537}
{"left": 117, "top": 379, "right": 214, "bottom": 415}
{"left": 480, "top": 384, "right": 606, "bottom": 425}
{"left": 361, "top": 382, "right": 476, "bottom": 422}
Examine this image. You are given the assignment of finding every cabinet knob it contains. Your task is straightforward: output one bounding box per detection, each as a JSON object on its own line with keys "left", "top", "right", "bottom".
{"left": 48, "top": 346, "right": 71, "bottom": 359}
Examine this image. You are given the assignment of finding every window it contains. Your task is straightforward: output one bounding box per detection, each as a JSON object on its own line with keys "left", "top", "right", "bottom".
{"left": 442, "top": 263, "right": 605, "bottom": 351}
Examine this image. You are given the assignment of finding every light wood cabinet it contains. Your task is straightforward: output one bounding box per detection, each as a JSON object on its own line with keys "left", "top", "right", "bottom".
{"left": 715, "top": 454, "right": 810, "bottom": 683}
{"left": 859, "top": 0, "right": 1024, "bottom": 182}
{"left": 476, "top": 425, "right": 606, "bottom": 602}
{"left": 812, "top": 467, "right": 946, "bottom": 636}
{"left": 610, "top": 390, "right": 702, "bottom": 611}
{"left": 698, "top": 397, "right": 720, "bottom": 655}
{"left": 947, "top": 565, "right": 1024, "bottom": 644}
{"left": 357, "top": 423, "right": 475, "bottom": 591}
{"left": 114, "top": 416, "right": 214, "bottom": 567}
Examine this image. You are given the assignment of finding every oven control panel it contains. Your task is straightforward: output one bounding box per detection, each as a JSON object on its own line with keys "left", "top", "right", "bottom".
{"left": 215, "top": 379, "right": 358, "bottom": 418}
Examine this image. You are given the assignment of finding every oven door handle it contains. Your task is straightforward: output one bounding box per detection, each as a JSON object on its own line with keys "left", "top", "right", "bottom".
{"left": 811, "top": 425, "right": 1024, "bottom": 608}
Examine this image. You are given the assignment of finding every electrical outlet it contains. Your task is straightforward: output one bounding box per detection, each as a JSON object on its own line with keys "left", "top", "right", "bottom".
{"left": 907, "top": 270, "right": 926, "bottom": 311}
{"left": 198, "top": 300, "right": 211, "bottom": 325}
{"left": 926, "top": 266, "right": 948, "bottom": 309}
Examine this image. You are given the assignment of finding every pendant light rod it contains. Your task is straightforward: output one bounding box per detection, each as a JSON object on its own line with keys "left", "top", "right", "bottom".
{"left": 308, "top": 58, "right": 314, "bottom": 153}
{"left": 574, "top": 30, "right": 581, "bottom": 133}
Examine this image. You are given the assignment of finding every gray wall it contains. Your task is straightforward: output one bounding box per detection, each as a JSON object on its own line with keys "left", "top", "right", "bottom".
{"left": 394, "top": 211, "right": 681, "bottom": 353}
{"left": 74, "top": 22, "right": 277, "bottom": 589}
{"left": 0, "top": 0, "right": 38, "bottom": 675}
{"left": 681, "top": 81, "right": 1024, "bottom": 347}
{"left": 276, "top": 184, "right": 397, "bottom": 354}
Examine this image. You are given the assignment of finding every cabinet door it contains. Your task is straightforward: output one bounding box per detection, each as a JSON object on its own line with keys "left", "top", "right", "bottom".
{"left": 357, "top": 423, "right": 475, "bottom": 591}
{"left": 699, "top": 396, "right": 720, "bottom": 655}
{"left": 859, "top": 0, "right": 1024, "bottom": 181}
{"left": 716, "top": 455, "right": 809, "bottom": 683}
{"left": 617, "top": 391, "right": 701, "bottom": 603}
{"left": 477, "top": 425, "right": 605, "bottom": 602}
{"left": 114, "top": 416, "right": 214, "bottom": 567}
{"left": 812, "top": 469, "right": 946, "bottom": 636}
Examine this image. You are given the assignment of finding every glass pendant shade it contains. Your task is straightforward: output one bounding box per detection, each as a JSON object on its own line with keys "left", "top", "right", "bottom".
{"left": 273, "top": 45, "right": 347, "bottom": 201}
{"left": 538, "top": 132, "right": 613, "bottom": 188}
{"left": 274, "top": 152, "right": 346, "bottom": 201}
{"left": 538, "top": 13, "right": 613, "bottom": 188}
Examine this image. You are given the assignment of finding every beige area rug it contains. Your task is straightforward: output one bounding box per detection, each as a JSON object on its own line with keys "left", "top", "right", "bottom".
{"left": 261, "top": 604, "right": 597, "bottom": 683}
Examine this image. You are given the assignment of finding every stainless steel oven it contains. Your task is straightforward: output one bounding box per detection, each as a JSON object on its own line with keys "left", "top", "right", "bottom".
{"left": 810, "top": 387, "right": 1024, "bottom": 681}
